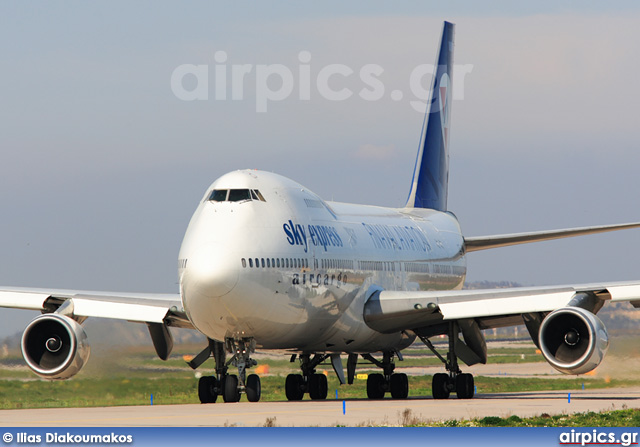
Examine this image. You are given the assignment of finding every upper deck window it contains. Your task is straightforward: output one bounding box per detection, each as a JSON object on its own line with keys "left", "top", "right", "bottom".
{"left": 208, "top": 189, "right": 266, "bottom": 203}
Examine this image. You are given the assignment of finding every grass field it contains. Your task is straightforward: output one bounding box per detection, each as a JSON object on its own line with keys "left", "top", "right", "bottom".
{"left": 3, "top": 374, "right": 640, "bottom": 410}
{"left": 392, "top": 408, "right": 640, "bottom": 427}
{"left": 2, "top": 337, "right": 640, "bottom": 419}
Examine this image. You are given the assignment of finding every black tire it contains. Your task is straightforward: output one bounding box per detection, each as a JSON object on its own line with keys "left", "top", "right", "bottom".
{"left": 366, "top": 373, "right": 386, "bottom": 399}
{"left": 285, "top": 374, "right": 304, "bottom": 401}
{"left": 390, "top": 373, "right": 409, "bottom": 399}
{"left": 246, "top": 374, "right": 261, "bottom": 402}
{"left": 309, "top": 373, "right": 328, "bottom": 400}
{"left": 198, "top": 376, "right": 218, "bottom": 404}
{"left": 222, "top": 374, "right": 240, "bottom": 403}
{"left": 432, "top": 373, "right": 450, "bottom": 399}
{"left": 456, "top": 373, "right": 474, "bottom": 399}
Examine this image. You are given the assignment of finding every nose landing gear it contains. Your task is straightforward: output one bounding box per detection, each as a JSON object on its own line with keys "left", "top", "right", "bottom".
{"left": 193, "top": 337, "right": 261, "bottom": 403}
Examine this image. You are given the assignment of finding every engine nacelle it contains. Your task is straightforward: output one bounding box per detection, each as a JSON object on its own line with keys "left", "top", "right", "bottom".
{"left": 21, "top": 314, "right": 90, "bottom": 380}
{"left": 539, "top": 306, "right": 609, "bottom": 375}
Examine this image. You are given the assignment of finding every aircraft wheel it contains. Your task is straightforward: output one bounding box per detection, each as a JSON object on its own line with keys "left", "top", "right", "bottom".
{"left": 222, "top": 374, "right": 240, "bottom": 403}
{"left": 366, "top": 373, "right": 386, "bottom": 399}
{"left": 390, "top": 373, "right": 409, "bottom": 399}
{"left": 309, "top": 373, "right": 328, "bottom": 400}
{"left": 456, "top": 373, "right": 474, "bottom": 399}
{"left": 285, "top": 374, "right": 304, "bottom": 401}
{"left": 432, "top": 373, "right": 450, "bottom": 399}
{"left": 198, "top": 376, "right": 218, "bottom": 404}
{"left": 246, "top": 374, "right": 261, "bottom": 402}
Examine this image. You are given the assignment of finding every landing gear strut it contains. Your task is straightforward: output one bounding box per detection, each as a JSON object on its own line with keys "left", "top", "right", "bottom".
{"left": 285, "top": 353, "right": 329, "bottom": 401}
{"left": 419, "top": 321, "right": 474, "bottom": 399}
{"left": 196, "top": 340, "right": 226, "bottom": 404}
{"left": 362, "top": 351, "right": 408, "bottom": 399}
{"left": 195, "top": 338, "right": 261, "bottom": 403}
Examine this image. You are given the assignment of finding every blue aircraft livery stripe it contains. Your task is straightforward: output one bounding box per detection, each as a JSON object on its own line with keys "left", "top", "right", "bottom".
{"left": 406, "top": 21, "right": 455, "bottom": 211}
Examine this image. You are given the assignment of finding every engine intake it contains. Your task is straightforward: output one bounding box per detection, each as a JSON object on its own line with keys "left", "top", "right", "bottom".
{"left": 539, "top": 306, "right": 609, "bottom": 375}
{"left": 21, "top": 314, "right": 90, "bottom": 380}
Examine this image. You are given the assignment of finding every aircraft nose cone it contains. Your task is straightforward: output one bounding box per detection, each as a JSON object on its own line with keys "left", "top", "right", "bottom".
{"left": 185, "top": 243, "right": 238, "bottom": 299}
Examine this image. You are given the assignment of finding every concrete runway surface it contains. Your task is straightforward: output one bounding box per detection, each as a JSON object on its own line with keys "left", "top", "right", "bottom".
{"left": 1, "top": 387, "right": 638, "bottom": 427}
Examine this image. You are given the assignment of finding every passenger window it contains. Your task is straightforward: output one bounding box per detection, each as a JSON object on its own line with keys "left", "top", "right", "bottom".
{"left": 267, "top": 258, "right": 271, "bottom": 268}
{"left": 209, "top": 190, "right": 228, "bottom": 202}
{"left": 241, "top": 258, "right": 246, "bottom": 268}
{"left": 249, "top": 258, "right": 253, "bottom": 268}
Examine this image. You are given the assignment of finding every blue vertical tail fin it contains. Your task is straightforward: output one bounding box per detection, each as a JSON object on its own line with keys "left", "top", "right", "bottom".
{"left": 406, "top": 21, "right": 455, "bottom": 211}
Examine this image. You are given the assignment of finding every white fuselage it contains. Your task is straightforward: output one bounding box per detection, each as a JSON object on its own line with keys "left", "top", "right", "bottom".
{"left": 178, "top": 170, "right": 466, "bottom": 353}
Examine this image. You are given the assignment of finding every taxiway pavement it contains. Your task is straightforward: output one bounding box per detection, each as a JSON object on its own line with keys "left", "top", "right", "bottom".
{"left": 1, "top": 386, "right": 638, "bottom": 427}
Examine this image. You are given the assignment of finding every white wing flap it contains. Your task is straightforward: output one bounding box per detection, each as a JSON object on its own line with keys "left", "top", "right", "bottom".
{"left": 603, "top": 284, "right": 640, "bottom": 302}
{"left": 436, "top": 290, "right": 575, "bottom": 320}
{"left": 71, "top": 298, "right": 169, "bottom": 323}
{"left": 0, "top": 290, "right": 50, "bottom": 311}
{"left": 0, "top": 287, "right": 186, "bottom": 326}
{"left": 365, "top": 281, "right": 640, "bottom": 334}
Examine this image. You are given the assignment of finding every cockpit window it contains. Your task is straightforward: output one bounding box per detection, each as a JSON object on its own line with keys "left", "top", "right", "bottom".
{"left": 254, "top": 190, "right": 266, "bottom": 202}
{"left": 208, "top": 188, "right": 266, "bottom": 203}
{"left": 209, "top": 189, "right": 228, "bottom": 202}
{"left": 228, "top": 189, "right": 251, "bottom": 202}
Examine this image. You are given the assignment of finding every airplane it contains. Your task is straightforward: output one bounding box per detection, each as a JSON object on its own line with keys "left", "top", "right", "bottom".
{"left": 2, "top": 21, "right": 640, "bottom": 404}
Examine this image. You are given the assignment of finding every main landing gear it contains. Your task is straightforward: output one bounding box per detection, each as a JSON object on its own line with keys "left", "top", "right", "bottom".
{"left": 283, "top": 351, "right": 408, "bottom": 401}
{"left": 194, "top": 338, "right": 262, "bottom": 403}
{"left": 419, "top": 321, "right": 475, "bottom": 399}
{"left": 285, "top": 353, "right": 329, "bottom": 401}
{"left": 361, "top": 351, "right": 409, "bottom": 399}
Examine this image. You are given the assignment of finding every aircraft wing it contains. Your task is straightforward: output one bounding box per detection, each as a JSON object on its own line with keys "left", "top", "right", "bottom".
{"left": 0, "top": 286, "right": 192, "bottom": 329}
{"left": 364, "top": 281, "right": 640, "bottom": 335}
{"left": 464, "top": 222, "right": 640, "bottom": 252}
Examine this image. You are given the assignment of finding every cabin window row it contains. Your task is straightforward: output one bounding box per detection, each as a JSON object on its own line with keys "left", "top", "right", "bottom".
{"left": 358, "top": 260, "right": 395, "bottom": 272}
{"left": 320, "top": 259, "right": 355, "bottom": 270}
{"left": 241, "top": 257, "right": 309, "bottom": 269}
{"left": 238, "top": 257, "right": 461, "bottom": 276}
{"left": 405, "top": 262, "right": 429, "bottom": 273}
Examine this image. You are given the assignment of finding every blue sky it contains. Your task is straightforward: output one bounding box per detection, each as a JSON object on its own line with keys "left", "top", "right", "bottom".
{"left": 1, "top": 2, "right": 640, "bottom": 335}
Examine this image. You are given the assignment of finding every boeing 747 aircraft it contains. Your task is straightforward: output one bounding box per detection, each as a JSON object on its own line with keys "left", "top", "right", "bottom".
{"left": 2, "top": 22, "right": 640, "bottom": 403}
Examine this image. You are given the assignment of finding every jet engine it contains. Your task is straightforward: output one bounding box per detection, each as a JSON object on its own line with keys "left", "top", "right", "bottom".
{"left": 21, "top": 314, "right": 90, "bottom": 380}
{"left": 538, "top": 306, "right": 609, "bottom": 375}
